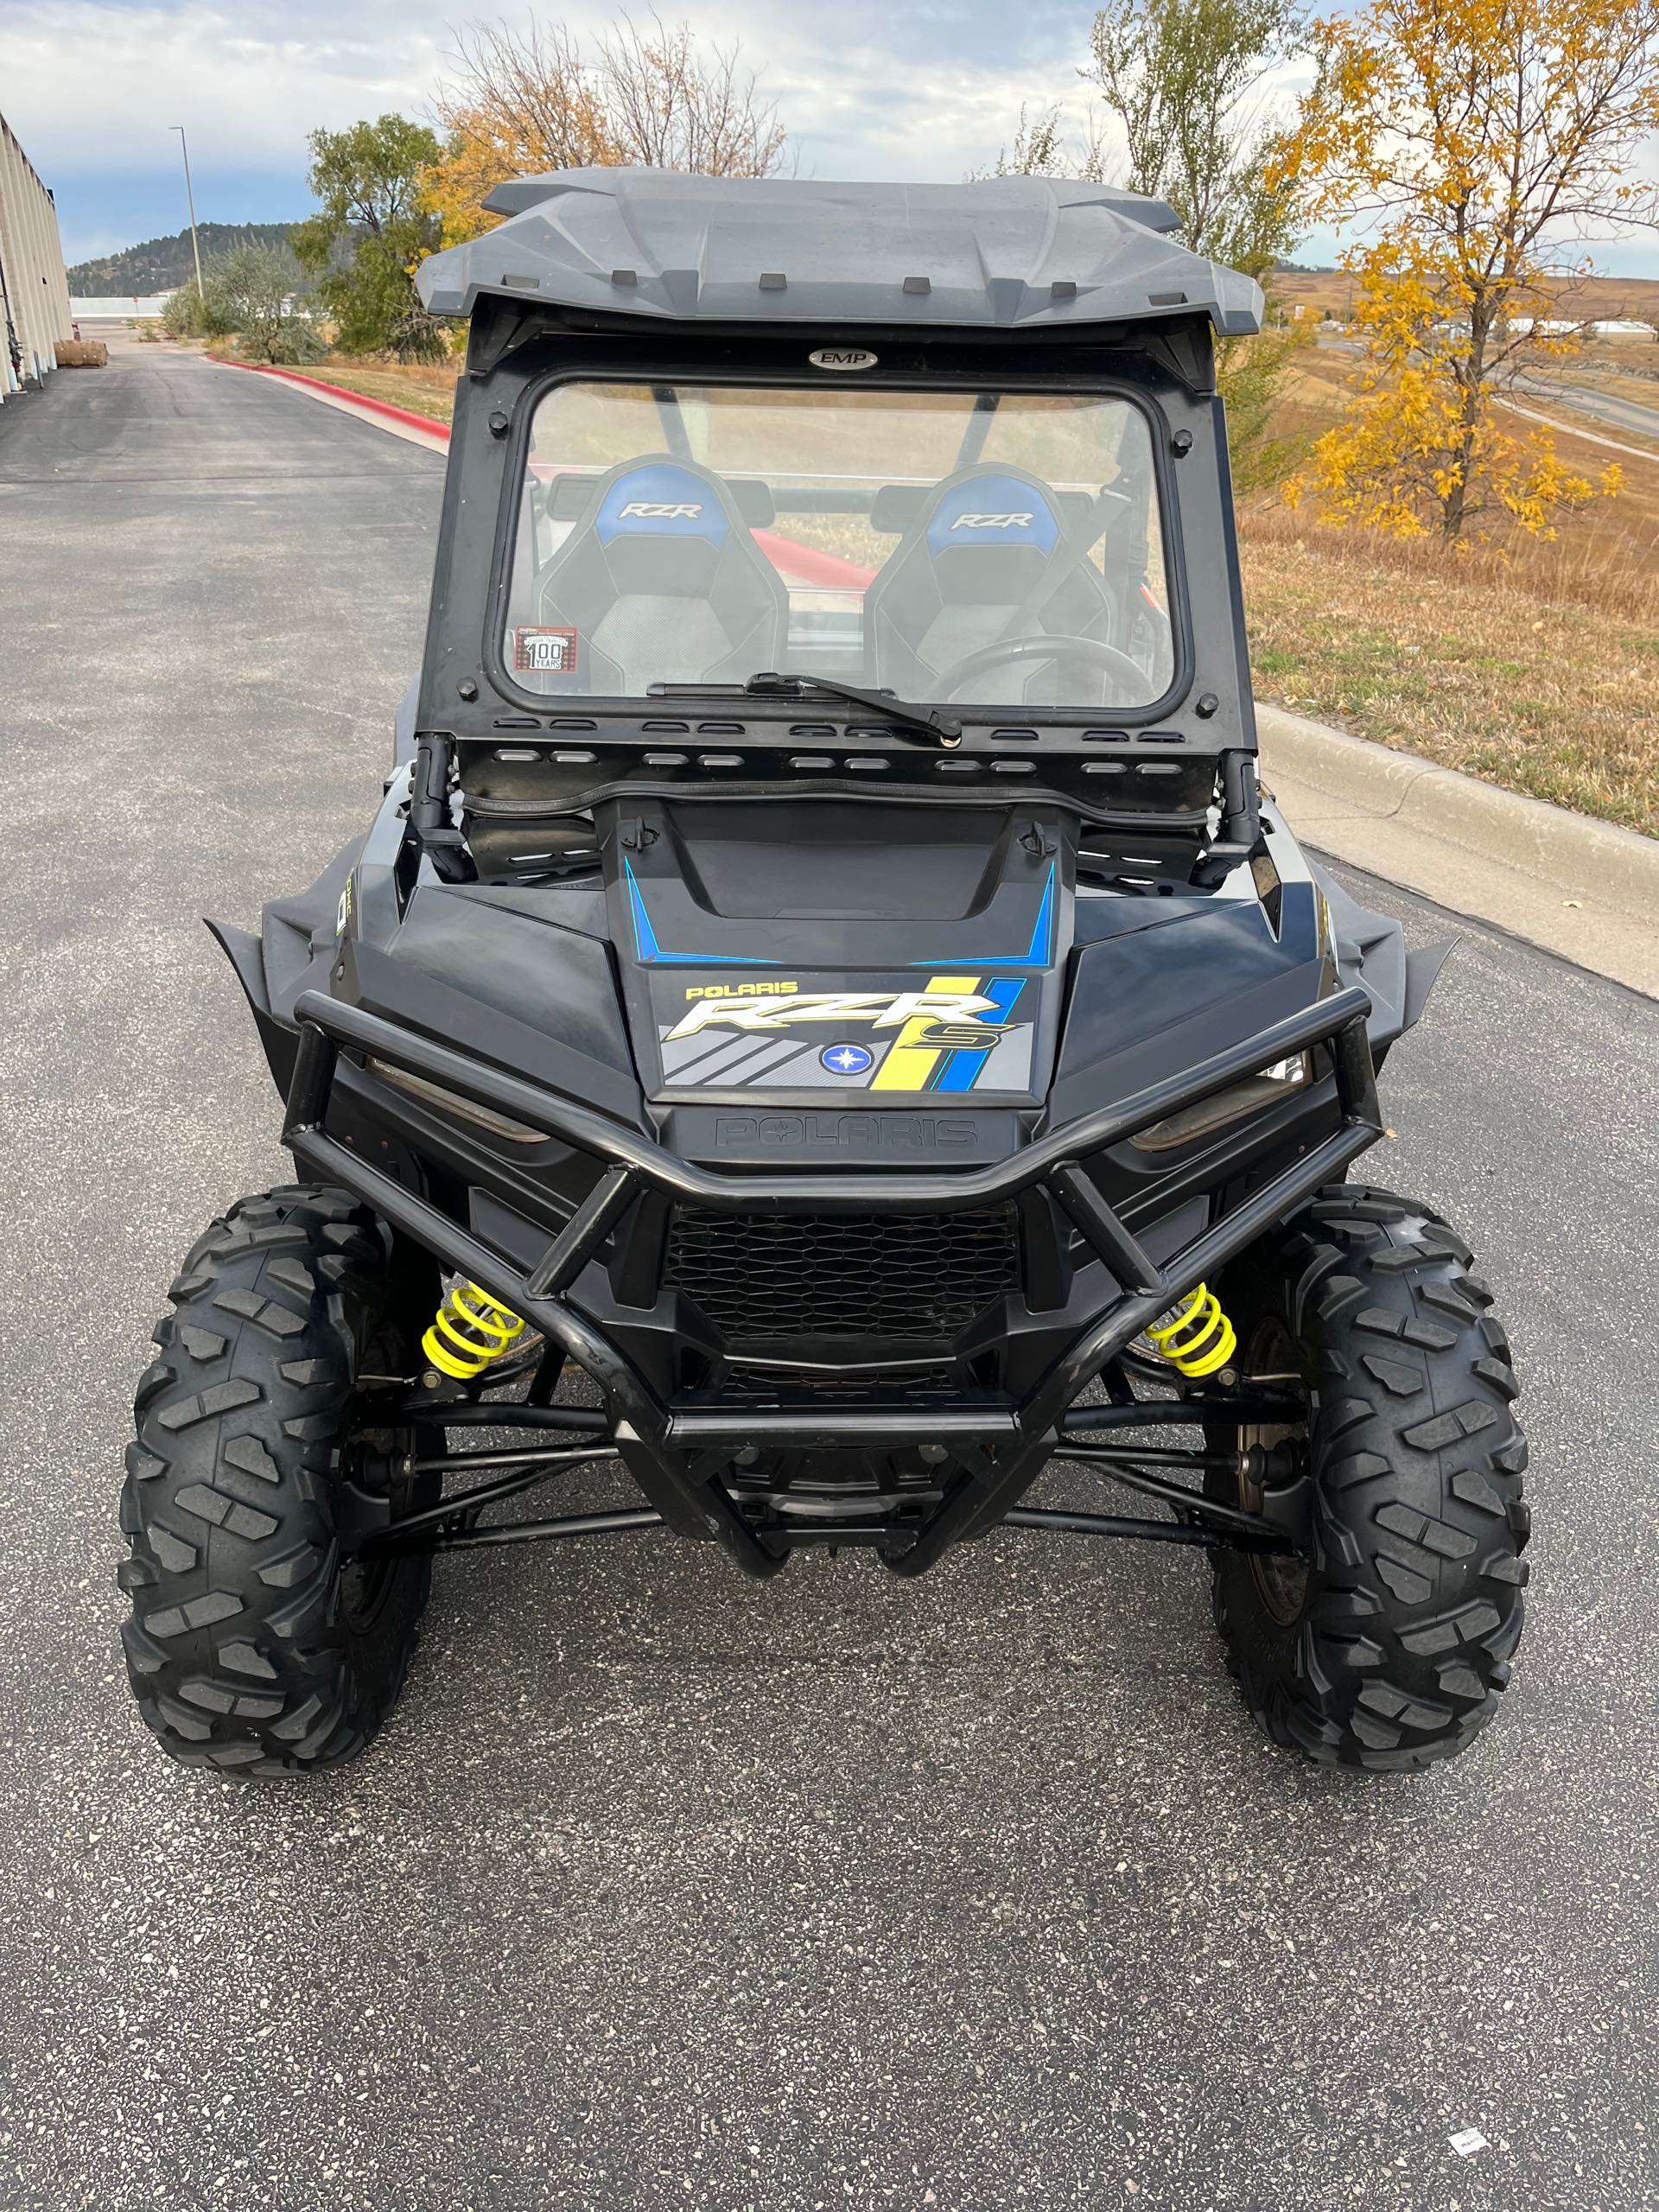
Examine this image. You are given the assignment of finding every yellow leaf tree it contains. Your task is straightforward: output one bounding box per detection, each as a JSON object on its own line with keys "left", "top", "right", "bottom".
{"left": 1274, "top": 0, "right": 1658, "bottom": 538}
{"left": 425, "top": 16, "right": 788, "bottom": 251}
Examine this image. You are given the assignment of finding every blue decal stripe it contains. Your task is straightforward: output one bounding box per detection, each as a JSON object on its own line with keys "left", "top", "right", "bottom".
{"left": 625, "top": 861, "right": 660, "bottom": 962}
{"left": 907, "top": 866, "right": 1057, "bottom": 969}
{"left": 623, "top": 860, "right": 777, "bottom": 966}
{"left": 933, "top": 977, "right": 1025, "bottom": 1092}
{"left": 1023, "top": 866, "right": 1057, "bottom": 965}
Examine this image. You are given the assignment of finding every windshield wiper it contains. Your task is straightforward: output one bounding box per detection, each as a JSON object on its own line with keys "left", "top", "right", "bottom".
{"left": 647, "top": 673, "right": 962, "bottom": 747}
{"left": 747, "top": 671, "right": 963, "bottom": 747}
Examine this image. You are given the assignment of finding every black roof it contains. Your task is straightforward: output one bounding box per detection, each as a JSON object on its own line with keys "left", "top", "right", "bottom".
{"left": 416, "top": 168, "right": 1263, "bottom": 336}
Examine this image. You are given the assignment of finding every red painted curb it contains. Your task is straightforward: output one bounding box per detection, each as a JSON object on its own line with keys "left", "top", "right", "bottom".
{"left": 752, "top": 526, "right": 876, "bottom": 591}
{"left": 216, "top": 357, "right": 453, "bottom": 441}
{"left": 217, "top": 359, "right": 877, "bottom": 588}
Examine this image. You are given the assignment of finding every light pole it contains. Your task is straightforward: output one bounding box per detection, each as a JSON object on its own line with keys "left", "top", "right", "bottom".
{"left": 170, "top": 125, "right": 204, "bottom": 298}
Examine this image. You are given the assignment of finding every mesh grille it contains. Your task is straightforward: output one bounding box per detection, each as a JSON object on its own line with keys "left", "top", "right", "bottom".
{"left": 664, "top": 1208, "right": 1019, "bottom": 1344}
{"left": 718, "top": 1363, "right": 963, "bottom": 1402}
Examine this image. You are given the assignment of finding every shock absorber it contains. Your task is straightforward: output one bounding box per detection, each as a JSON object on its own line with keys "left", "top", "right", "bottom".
{"left": 1144, "top": 1282, "right": 1236, "bottom": 1380}
{"left": 422, "top": 1281, "right": 527, "bottom": 1381}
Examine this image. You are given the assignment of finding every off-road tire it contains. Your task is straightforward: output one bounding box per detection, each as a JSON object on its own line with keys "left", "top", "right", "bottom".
{"left": 1206, "top": 1185, "right": 1529, "bottom": 1771}
{"left": 118, "top": 1185, "right": 435, "bottom": 1773}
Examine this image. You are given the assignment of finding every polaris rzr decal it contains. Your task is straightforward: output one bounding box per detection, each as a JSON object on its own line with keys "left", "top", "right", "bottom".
{"left": 654, "top": 974, "right": 1034, "bottom": 1095}
{"left": 512, "top": 625, "right": 578, "bottom": 676}
{"left": 664, "top": 985, "right": 1001, "bottom": 1040}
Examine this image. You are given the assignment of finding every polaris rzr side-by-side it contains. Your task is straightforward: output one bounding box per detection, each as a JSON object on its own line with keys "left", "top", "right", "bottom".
{"left": 120, "top": 171, "right": 1529, "bottom": 1774}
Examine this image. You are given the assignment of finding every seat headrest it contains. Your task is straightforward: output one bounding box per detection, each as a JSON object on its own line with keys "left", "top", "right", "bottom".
{"left": 871, "top": 474, "right": 1103, "bottom": 541}
{"left": 925, "top": 471, "right": 1061, "bottom": 553}
{"left": 545, "top": 463, "right": 776, "bottom": 530}
{"left": 593, "top": 461, "right": 729, "bottom": 545}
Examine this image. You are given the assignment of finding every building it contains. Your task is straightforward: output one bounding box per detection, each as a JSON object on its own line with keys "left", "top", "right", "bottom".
{"left": 0, "top": 111, "right": 73, "bottom": 401}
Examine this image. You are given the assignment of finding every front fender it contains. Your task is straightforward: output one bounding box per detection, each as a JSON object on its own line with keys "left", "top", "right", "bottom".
{"left": 205, "top": 918, "right": 298, "bottom": 1099}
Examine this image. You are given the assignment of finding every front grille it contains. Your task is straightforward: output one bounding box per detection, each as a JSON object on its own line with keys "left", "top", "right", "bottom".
{"left": 664, "top": 1207, "right": 1019, "bottom": 1344}
{"left": 718, "top": 1363, "right": 963, "bottom": 1402}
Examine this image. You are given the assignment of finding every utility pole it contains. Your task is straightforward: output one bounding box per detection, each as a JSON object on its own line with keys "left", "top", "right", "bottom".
{"left": 170, "top": 125, "right": 203, "bottom": 296}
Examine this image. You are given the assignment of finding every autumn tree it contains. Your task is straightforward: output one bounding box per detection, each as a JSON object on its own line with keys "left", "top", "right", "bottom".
{"left": 1275, "top": 0, "right": 1659, "bottom": 539}
{"left": 425, "top": 15, "right": 788, "bottom": 249}
{"left": 292, "top": 115, "right": 445, "bottom": 359}
{"left": 984, "top": 0, "right": 1312, "bottom": 493}
{"left": 1086, "top": 0, "right": 1305, "bottom": 276}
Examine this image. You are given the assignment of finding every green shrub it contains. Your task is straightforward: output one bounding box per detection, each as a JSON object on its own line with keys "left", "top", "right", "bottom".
{"left": 200, "top": 245, "right": 320, "bottom": 365}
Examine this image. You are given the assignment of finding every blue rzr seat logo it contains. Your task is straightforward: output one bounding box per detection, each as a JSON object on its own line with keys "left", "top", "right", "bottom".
{"left": 596, "top": 463, "right": 729, "bottom": 545}
{"left": 926, "top": 474, "right": 1059, "bottom": 552}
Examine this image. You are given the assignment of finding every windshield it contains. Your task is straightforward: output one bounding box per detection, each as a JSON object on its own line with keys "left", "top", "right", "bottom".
{"left": 501, "top": 381, "right": 1175, "bottom": 713}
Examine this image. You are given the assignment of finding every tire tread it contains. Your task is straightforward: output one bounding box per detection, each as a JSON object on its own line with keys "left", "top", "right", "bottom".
{"left": 1211, "top": 1184, "right": 1529, "bottom": 1771}
{"left": 118, "top": 1187, "right": 430, "bottom": 1773}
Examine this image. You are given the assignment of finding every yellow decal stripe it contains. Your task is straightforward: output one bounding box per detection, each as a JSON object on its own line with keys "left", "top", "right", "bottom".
{"left": 871, "top": 975, "right": 978, "bottom": 1091}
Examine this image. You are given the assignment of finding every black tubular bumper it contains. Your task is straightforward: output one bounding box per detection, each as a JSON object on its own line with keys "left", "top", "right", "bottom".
{"left": 283, "top": 983, "right": 1383, "bottom": 1580}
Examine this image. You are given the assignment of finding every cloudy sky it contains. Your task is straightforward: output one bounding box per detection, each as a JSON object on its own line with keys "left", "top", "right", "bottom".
{"left": 3, "top": 0, "right": 1656, "bottom": 278}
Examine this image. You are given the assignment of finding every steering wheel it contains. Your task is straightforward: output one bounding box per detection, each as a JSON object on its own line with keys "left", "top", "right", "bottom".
{"left": 933, "top": 632, "right": 1152, "bottom": 706}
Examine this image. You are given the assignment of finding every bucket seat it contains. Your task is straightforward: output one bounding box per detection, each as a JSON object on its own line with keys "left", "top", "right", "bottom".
{"left": 863, "top": 461, "right": 1122, "bottom": 705}
{"left": 521, "top": 454, "right": 788, "bottom": 696}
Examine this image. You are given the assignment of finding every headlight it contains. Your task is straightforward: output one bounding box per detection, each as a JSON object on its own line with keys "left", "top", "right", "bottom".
{"left": 1129, "top": 1053, "right": 1313, "bottom": 1153}
{"left": 368, "top": 1059, "right": 549, "bottom": 1145}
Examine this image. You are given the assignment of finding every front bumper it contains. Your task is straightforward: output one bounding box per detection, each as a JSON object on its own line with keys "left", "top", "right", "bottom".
{"left": 283, "top": 982, "right": 1382, "bottom": 1579}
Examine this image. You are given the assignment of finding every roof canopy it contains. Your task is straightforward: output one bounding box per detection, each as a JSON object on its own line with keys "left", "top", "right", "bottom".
{"left": 416, "top": 168, "right": 1263, "bottom": 337}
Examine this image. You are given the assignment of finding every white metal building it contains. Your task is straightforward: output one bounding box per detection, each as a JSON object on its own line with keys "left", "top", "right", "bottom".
{"left": 0, "top": 111, "right": 73, "bottom": 400}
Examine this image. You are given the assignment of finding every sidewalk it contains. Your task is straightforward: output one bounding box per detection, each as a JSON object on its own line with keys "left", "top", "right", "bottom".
{"left": 1258, "top": 704, "right": 1659, "bottom": 997}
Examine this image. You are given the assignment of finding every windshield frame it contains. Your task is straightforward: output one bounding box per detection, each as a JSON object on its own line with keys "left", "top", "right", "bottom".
{"left": 481, "top": 363, "right": 1194, "bottom": 731}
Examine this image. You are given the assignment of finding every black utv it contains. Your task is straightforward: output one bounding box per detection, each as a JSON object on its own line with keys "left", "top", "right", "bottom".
{"left": 120, "top": 170, "right": 1529, "bottom": 1774}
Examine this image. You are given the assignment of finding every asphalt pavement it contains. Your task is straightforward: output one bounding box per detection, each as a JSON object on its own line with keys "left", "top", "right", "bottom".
{"left": 1514, "top": 369, "right": 1659, "bottom": 446}
{"left": 2, "top": 339, "right": 1655, "bottom": 2212}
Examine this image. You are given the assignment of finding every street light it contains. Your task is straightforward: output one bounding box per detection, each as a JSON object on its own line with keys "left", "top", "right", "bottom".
{"left": 169, "top": 125, "right": 204, "bottom": 298}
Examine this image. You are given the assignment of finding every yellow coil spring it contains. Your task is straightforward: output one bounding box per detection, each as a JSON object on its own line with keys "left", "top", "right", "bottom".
{"left": 1144, "top": 1282, "right": 1236, "bottom": 1380}
{"left": 422, "top": 1281, "right": 527, "bottom": 1381}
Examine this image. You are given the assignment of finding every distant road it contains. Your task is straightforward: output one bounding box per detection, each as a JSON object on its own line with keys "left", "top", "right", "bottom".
{"left": 1511, "top": 369, "right": 1659, "bottom": 443}
{"left": 1317, "top": 334, "right": 1659, "bottom": 457}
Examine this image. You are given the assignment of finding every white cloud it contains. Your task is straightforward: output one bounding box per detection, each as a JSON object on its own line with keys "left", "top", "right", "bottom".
{"left": 2, "top": 3, "right": 448, "bottom": 174}
{"left": 8, "top": 0, "right": 1655, "bottom": 276}
{"left": 0, "top": 0, "right": 1084, "bottom": 185}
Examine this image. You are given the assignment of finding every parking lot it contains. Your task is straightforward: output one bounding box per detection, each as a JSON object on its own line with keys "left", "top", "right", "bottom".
{"left": 1, "top": 338, "right": 1654, "bottom": 2211}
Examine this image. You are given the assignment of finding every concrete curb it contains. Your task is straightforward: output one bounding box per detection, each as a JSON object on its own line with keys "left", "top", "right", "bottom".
{"left": 207, "top": 356, "right": 451, "bottom": 453}
{"left": 1257, "top": 705, "right": 1659, "bottom": 912}
{"left": 230, "top": 360, "right": 451, "bottom": 441}
{"left": 1256, "top": 703, "right": 1659, "bottom": 997}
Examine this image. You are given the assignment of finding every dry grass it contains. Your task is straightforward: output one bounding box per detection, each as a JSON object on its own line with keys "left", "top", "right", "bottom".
{"left": 1240, "top": 505, "right": 1659, "bottom": 836}
{"left": 1245, "top": 342, "right": 1659, "bottom": 836}
{"left": 307, "top": 359, "right": 460, "bottom": 422}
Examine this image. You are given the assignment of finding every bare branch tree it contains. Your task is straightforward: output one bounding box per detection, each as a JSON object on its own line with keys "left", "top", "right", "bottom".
{"left": 426, "top": 11, "right": 789, "bottom": 244}
{"left": 596, "top": 14, "right": 788, "bottom": 177}
{"left": 435, "top": 20, "right": 622, "bottom": 175}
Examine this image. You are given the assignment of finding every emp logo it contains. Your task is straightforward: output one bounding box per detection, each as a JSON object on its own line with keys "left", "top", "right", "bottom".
{"left": 617, "top": 500, "right": 702, "bottom": 520}
{"left": 951, "top": 512, "right": 1034, "bottom": 530}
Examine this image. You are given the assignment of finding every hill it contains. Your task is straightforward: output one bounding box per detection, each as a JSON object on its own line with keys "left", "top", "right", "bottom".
{"left": 67, "top": 224, "right": 302, "bottom": 296}
{"left": 1271, "top": 266, "right": 1659, "bottom": 326}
